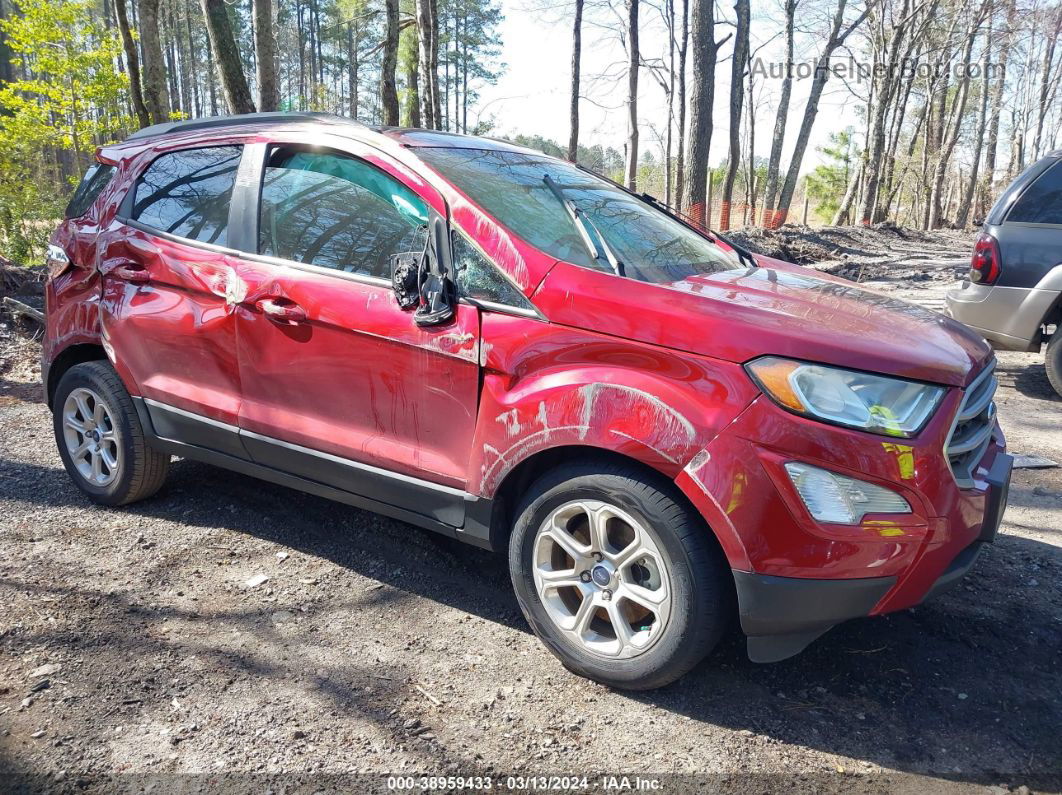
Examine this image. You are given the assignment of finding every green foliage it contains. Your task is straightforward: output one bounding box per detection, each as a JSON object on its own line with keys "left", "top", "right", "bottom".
{"left": 0, "top": 0, "right": 131, "bottom": 262}
{"left": 804, "top": 128, "right": 859, "bottom": 222}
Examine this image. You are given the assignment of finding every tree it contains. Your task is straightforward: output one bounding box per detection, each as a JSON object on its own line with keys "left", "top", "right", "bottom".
{"left": 567, "top": 0, "right": 583, "bottom": 161}
{"left": 624, "top": 0, "right": 639, "bottom": 189}
{"left": 139, "top": 0, "right": 171, "bottom": 123}
{"left": 382, "top": 0, "right": 400, "bottom": 124}
{"left": 416, "top": 0, "right": 437, "bottom": 127}
{"left": 254, "top": 0, "right": 279, "bottom": 111}
{"left": 680, "top": 0, "right": 721, "bottom": 227}
{"left": 719, "top": 0, "right": 749, "bottom": 230}
{"left": 761, "top": 0, "right": 797, "bottom": 228}
{"left": 201, "top": 0, "right": 255, "bottom": 114}
{"left": 113, "top": 0, "right": 150, "bottom": 128}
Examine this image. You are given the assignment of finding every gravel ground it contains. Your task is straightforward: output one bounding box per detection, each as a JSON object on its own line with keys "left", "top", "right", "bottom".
{"left": 0, "top": 239, "right": 1060, "bottom": 793}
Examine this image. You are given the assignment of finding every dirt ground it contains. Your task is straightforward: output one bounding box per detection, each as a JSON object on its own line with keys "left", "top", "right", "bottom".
{"left": 1, "top": 228, "right": 1060, "bottom": 793}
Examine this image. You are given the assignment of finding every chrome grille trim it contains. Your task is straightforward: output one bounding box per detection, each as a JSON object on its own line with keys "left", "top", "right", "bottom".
{"left": 945, "top": 359, "right": 998, "bottom": 489}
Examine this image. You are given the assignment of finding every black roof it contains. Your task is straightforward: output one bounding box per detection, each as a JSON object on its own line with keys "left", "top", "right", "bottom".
{"left": 126, "top": 112, "right": 368, "bottom": 141}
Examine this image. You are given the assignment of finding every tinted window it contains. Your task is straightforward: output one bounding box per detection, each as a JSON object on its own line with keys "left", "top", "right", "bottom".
{"left": 259, "top": 149, "right": 428, "bottom": 279}
{"left": 65, "top": 162, "right": 115, "bottom": 219}
{"left": 417, "top": 148, "right": 741, "bottom": 284}
{"left": 453, "top": 233, "right": 534, "bottom": 309}
{"left": 131, "top": 146, "right": 242, "bottom": 245}
{"left": 1007, "top": 160, "right": 1062, "bottom": 224}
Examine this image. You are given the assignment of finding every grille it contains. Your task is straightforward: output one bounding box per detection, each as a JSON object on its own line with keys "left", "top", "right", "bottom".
{"left": 945, "top": 359, "right": 998, "bottom": 489}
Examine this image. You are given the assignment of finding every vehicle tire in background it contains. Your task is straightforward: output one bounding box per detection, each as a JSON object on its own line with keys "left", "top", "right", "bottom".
{"left": 508, "top": 458, "right": 732, "bottom": 690}
{"left": 1046, "top": 332, "right": 1062, "bottom": 398}
{"left": 52, "top": 361, "right": 170, "bottom": 506}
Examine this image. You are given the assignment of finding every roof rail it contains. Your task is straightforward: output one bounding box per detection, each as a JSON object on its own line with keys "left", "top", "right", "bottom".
{"left": 126, "top": 112, "right": 366, "bottom": 141}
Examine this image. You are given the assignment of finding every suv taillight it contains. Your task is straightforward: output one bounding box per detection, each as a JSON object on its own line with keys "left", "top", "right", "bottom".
{"left": 970, "top": 232, "right": 1002, "bottom": 285}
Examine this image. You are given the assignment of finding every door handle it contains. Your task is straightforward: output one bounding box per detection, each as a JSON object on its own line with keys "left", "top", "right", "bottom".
{"left": 256, "top": 297, "right": 306, "bottom": 324}
{"left": 111, "top": 263, "right": 150, "bottom": 284}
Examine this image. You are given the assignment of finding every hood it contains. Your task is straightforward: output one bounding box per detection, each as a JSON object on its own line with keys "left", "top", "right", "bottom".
{"left": 533, "top": 260, "right": 992, "bottom": 387}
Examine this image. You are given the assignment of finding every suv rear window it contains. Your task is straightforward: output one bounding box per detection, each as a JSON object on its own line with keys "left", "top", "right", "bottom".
{"left": 130, "top": 145, "right": 242, "bottom": 246}
{"left": 65, "top": 162, "right": 115, "bottom": 219}
{"left": 1006, "top": 160, "right": 1062, "bottom": 224}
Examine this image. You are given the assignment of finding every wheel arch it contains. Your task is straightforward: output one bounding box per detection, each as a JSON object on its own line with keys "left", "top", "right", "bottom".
{"left": 46, "top": 342, "right": 108, "bottom": 409}
{"left": 485, "top": 445, "right": 732, "bottom": 571}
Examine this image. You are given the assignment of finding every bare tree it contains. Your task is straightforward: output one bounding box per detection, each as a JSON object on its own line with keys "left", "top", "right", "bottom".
{"left": 674, "top": 0, "right": 689, "bottom": 208}
{"left": 138, "top": 0, "right": 171, "bottom": 124}
{"left": 113, "top": 0, "right": 150, "bottom": 128}
{"left": 719, "top": 0, "right": 750, "bottom": 229}
{"left": 253, "top": 0, "right": 279, "bottom": 112}
{"left": 761, "top": 0, "right": 797, "bottom": 228}
{"left": 568, "top": 0, "right": 584, "bottom": 161}
{"left": 680, "top": 0, "right": 722, "bottom": 227}
{"left": 624, "top": 0, "right": 641, "bottom": 189}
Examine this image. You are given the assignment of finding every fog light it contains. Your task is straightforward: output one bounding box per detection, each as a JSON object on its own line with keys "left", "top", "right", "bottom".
{"left": 784, "top": 462, "right": 911, "bottom": 524}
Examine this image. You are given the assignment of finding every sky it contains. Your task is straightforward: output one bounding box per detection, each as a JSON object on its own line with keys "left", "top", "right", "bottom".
{"left": 475, "top": 0, "right": 868, "bottom": 174}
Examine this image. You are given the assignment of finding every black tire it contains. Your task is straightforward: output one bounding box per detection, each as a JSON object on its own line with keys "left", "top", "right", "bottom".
{"left": 508, "top": 458, "right": 732, "bottom": 690}
{"left": 1046, "top": 331, "right": 1062, "bottom": 399}
{"left": 52, "top": 361, "right": 170, "bottom": 506}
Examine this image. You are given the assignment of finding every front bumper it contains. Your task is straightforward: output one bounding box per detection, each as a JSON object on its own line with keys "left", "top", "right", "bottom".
{"left": 676, "top": 390, "right": 1012, "bottom": 662}
{"left": 732, "top": 451, "right": 1011, "bottom": 662}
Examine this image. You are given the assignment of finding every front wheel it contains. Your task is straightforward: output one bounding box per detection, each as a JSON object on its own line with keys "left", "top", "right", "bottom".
{"left": 52, "top": 361, "right": 170, "bottom": 506}
{"left": 508, "top": 459, "right": 732, "bottom": 690}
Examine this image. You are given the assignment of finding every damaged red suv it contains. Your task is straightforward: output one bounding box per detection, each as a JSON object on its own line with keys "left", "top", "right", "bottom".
{"left": 44, "top": 113, "right": 1011, "bottom": 689}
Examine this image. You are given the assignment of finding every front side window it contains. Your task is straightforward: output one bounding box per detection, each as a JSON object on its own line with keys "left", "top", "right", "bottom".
{"left": 258, "top": 148, "right": 429, "bottom": 279}
{"left": 131, "top": 146, "right": 242, "bottom": 246}
{"left": 66, "top": 162, "right": 115, "bottom": 219}
{"left": 452, "top": 233, "right": 534, "bottom": 309}
{"left": 416, "top": 147, "right": 741, "bottom": 284}
{"left": 1007, "top": 160, "right": 1062, "bottom": 225}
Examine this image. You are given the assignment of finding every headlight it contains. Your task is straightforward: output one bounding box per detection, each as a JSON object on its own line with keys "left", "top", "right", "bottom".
{"left": 746, "top": 356, "right": 945, "bottom": 437}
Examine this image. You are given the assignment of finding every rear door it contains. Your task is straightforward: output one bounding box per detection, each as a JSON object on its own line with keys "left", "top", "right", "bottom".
{"left": 230, "top": 137, "right": 481, "bottom": 523}
{"left": 99, "top": 143, "right": 248, "bottom": 454}
{"left": 994, "top": 158, "right": 1062, "bottom": 289}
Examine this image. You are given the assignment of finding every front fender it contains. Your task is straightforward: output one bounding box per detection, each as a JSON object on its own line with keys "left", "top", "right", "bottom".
{"left": 467, "top": 313, "right": 759, "bottom": 501}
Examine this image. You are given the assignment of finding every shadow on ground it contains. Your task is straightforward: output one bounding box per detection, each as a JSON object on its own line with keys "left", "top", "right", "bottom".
{"left": 3, "top": 455, "right": 1061, "bottom": 789}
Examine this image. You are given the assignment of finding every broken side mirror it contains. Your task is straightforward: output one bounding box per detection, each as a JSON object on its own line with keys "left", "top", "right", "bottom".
{"left": 390, "top": 213, "right": 456, "bottom": 326}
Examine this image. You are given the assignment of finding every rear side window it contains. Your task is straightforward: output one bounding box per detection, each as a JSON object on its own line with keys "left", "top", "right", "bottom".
{"left": 65, "top": 162, "right": 115, "bottom": 219}
{"left": 258, "top": 148, "right": 428, "bottom": 279}
{"left": 1006, "top": 160, "right": 1062, "bottom": 225}
{"left": 131, "top": 145, "right": 242, "bottom": 246}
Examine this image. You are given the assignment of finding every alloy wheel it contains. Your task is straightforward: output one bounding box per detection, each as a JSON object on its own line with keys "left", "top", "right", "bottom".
{"left": 62, "top": 387, "right": 121, "bottom": 487}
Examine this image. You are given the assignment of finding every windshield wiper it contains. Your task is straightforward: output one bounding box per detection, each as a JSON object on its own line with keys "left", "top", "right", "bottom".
{"left": 637, "top": 191, "right": 758, "bottom": 270}
{"left": 542, "top": 174, "right": 624, "bottom": 277}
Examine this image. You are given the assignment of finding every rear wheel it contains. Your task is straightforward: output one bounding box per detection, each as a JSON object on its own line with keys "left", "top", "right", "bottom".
{"left": 508, "top": 459, "right": 732, "bottom": 690}
{"left": 1046, "top": 331, "right": 1062, "bottom": 398}
{"left": 53, "top": 361, "right": 170, "bottom": 506}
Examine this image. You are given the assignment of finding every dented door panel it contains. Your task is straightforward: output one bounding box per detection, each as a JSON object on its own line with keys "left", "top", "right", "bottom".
{"left": 234, "top": 260, "right": 481, "bottom": 490}
{"left": 97, "top": 223, "right": 244, "bottom": 426}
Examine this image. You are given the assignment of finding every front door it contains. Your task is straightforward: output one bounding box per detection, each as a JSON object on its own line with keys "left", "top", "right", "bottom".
{"left": 232, "top": 140, "right": 481, "bottom": 524}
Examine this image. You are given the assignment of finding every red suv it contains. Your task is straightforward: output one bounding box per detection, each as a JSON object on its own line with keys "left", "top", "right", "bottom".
{"left": 44, "top": 113, "right": 1012, "bottom": 689}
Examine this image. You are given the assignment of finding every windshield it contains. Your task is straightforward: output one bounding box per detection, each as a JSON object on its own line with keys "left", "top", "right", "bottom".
{"left": 416, "top": 147, "right": 741, "bottom": 283}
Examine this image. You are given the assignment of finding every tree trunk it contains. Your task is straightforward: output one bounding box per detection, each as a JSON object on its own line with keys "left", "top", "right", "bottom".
{"left": 761, "top": 0, "right": 796, "bottom": 228}
{"left": 956, "top": 27, "right": 991, "bottom": 228}
{"left": 719, "top": 0, "right": 749, "bottom": 230}
{"left": 1032, "top": 7, "right": 1062, "bottom": 160}
{"left": 416, "top": 0, "right": 435, "bottom": 127}
{"left": 774, "top": 0, "right": 868, "bottom": 224}
{"left": 981, "top": 0, "right": 1016, "bottom": 217}
{"left": 680, "top": 0, "right": 718, "bottom": 228}
{"left": 201, "top": 0, "right": 256, "bottom": 114}
{"left": 674, "top": 0, "right": 688, "bottom": 210}
{"left": 381, "top": 0, "right": 400, "bottom": 125}
{"left": 138, "top": 0, "right": 171, "bottom": 124}
{"left": 114, "top": 0, "right": 150, "bottom": 128}
{"left": 429, "top": 0, "right": 442, "bottom": 128}
{"left": 624, "top": 0, "right": 640, "bottom": 189}
{"left": 567, "top": 0, "right": 584, "bottom": 162}
{"left": 252, "top": 0, "right": 278, "bottom": 112}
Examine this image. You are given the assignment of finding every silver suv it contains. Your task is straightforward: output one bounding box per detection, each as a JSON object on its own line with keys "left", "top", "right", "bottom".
{"left": 946, "top": 151, "right": 1062, "bottom": 396}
